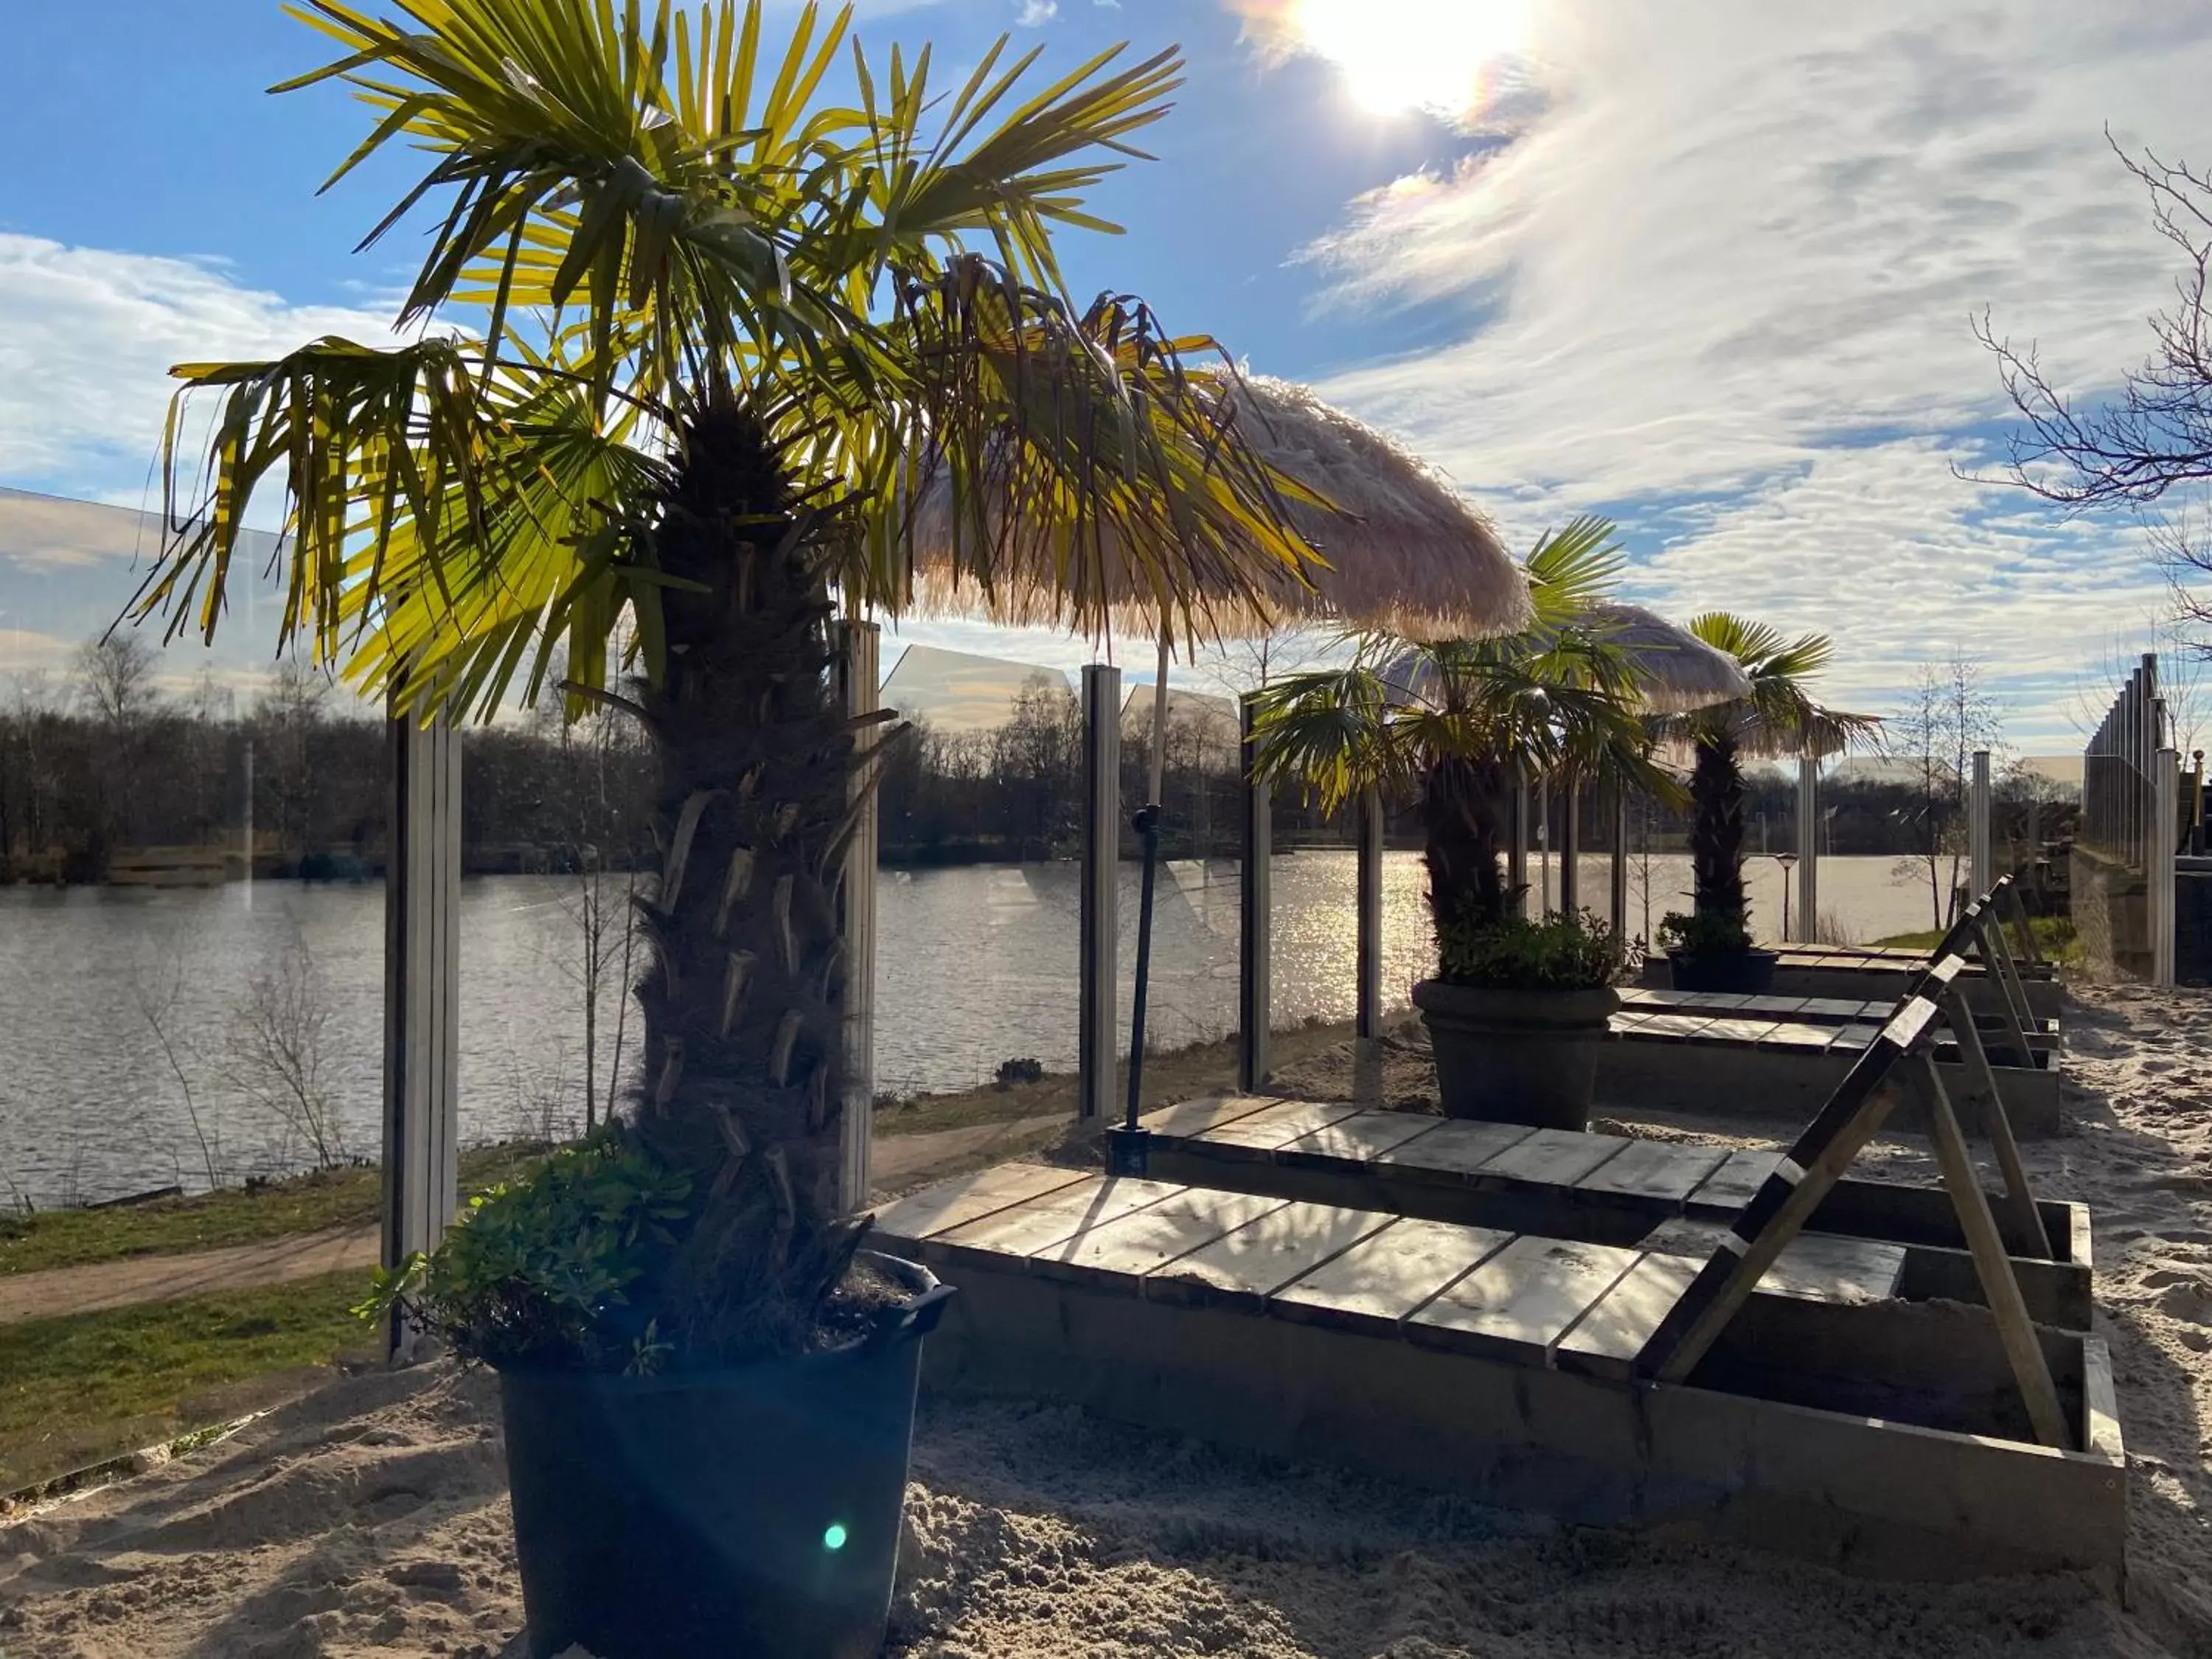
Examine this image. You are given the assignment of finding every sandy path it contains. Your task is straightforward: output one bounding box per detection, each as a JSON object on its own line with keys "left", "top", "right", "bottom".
{"left": 0, "top": 1115, "right": 1071, "bottom": 1326}
{"left": 0, "top": 989, "right": 2202, "bottom": 1656}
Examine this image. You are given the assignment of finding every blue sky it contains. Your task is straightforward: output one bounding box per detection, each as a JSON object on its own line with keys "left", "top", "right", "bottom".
{"left": 4, "top": 0, "right": 2210, "bottom": 747}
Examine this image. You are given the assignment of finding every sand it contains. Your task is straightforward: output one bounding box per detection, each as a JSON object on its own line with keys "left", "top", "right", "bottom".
{"left": 1, "top": 981, "right": 2207, "bottom": 1658}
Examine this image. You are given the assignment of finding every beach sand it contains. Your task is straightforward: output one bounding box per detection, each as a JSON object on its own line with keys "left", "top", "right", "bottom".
{"left": 1, "top": 981, "right": 2206, "bottom": 1658}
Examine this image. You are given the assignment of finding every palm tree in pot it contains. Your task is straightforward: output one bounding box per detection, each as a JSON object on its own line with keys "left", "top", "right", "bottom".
{"left": 1653, "top": 615, "right": 1877, "bottom": 992}
{"left": 1251, "top": 519, "right": 1680, "bottom": 1130}
{"left": 129, "top": 4, "right": 1321, "bottom": 1655}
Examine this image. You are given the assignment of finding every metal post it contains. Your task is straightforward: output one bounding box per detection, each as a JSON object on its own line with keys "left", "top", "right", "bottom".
{"left": 2154, "top": 745, "right": 2179, "bottom": 987}
{"left": 835, "top": 621, "right": 880, "bottom": 1213}
{"left": 1608, "top": 782, "right": 1629, "bottom": 942}
{"left": 1356, "top": 789, "right": 1384, "bottom": 1038}
{"left": 1509, "top": 765, "right": 1530, "bottom": 920}
{"left": 1797, "top": 755, "right": 1819, "bottom": 946}
{"left": 382, "top": 706, "right": 461, "bottom": 1360}
{"left": 1969, "top": 748, "right": 1992, "bottom": 902}
{"left": 1238, "top": 695, "right": 1271, "bottom": 1093}
{"left": 1559, "top": 776, "right": 1581, "bottom": 917}
{"left": 1078, "top": 664, "right": 1120, "bottom": 1125}
{"left": 241, "top": 738, "right": 255, "bottom": 912}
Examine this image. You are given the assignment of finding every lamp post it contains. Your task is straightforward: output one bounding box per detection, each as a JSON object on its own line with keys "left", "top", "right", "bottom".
{"left": 1773, "top": 852, "right": 1799, "bottom": 943}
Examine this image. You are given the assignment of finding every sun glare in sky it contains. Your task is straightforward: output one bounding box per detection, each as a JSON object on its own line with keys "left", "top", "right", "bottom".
{"left": 1262, "top": 0, "right": 1531, "bottom": 120}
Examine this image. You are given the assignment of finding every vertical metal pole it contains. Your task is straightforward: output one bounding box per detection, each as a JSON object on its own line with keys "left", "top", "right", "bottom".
{"left": 1608, "top": 782, "right": 1630, "bottom": 942}
{"left": 835, "top": 622, "right": 880, "bottom": 1213}
{"left": 241, "top": 738, "right": 254, "bottom": 911}
{"left": 1969, "top": 748, "right": 1992, "bottom": 902}
{"left": 1238, "top": 695, "right": 1271, "bottom": 1093}
{"left": 2154, "top": 745, "right": 2179, "bottom": 987}
{"left": 1079, "top": 664, "right": 1121, "bottom": 1124}
{"left": 1559, "top": 776, "right": 1582, "bottom": 917}
{"left": 382, "top": 706, "right": 461, "bottom": 1360}
{"left": 1356, "top": 789, "right": 1384, "bottom": 1039}
{"left": 1537, "top": 780, "right": 1551, "bottom": 916}
{"left": 1509, "top": 765, "right": 1530, "bottom": 920}
{"left": 1797, "top": 755, "right": 1819, "bottom": 947}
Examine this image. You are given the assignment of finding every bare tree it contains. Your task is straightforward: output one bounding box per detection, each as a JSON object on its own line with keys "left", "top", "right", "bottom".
{"left": 130, "top": 944, "right": 223, "bottom": 1192}
{"left": 1883, "top": 653, "right": 2005, "bottom": 930}
{"left": 75, "top": 634, "right": 159, "bottom": 726}
{"left": 1976, "top": 133, "right": 2212, "bottom": 644}
{"left": 226, "top": 928, "right": 348, "bottom": 1168}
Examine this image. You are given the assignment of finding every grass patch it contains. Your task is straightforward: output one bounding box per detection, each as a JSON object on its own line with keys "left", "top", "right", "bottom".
{"left": 0, "top": 1269, "right": 373, "bottom": 1494}
{"left": 1874, "top": 914, "right": 2081, "bottom": 967}
{"left": 872, "top": 1018, "right": 1366, "bottom": 1138}
{"left": 0, "top": 1142, "right": 551, "bottom": 1278}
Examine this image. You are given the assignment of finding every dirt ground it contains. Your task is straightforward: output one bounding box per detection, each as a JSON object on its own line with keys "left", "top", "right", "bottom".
{"left": 0, "top": 982, "right": 2205, "bottom": 1658}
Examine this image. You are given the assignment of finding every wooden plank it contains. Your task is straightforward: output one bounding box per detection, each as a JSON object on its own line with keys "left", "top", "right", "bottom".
{"left": 1641, "top": 1218, "right": 1904, "bottom": 1303}
{"left": 1411, "top": 1234, "right": 1644, "bottom": 1363}
{"left": 1375, "top": 1119, "right": 1534, "bottom": 1178}
{"left": 1270, "top": 1216, "right": 1512, "bottom": 1331}
{"left": 868, "top": 1163, "right": 1092, "bottom": 1248}
{"left": 1700, "top": 1018, "right": 1783, "bottom": 1046}
{"left": 1277, "top": 1110, "right": 1444, "bottom": 1164}
{"left": 1756, "top": 1025, "right": 1833, "bottom": 1051}
{"left": 1150, "top": 1199, "right": 1396, "bottom": 1305}
{"left": 1200, "top": 1098, "right": 1367, "bottom": 1150}
{"left": 1801, "top": 996, "right": 1878, "bottom": 1019}
{"left": 1140, "top": 1094, "right": 1283, "bottom": 1138}
{"left": 1555, "top": 1252, "right": 1703, "bottom": 1380}
{"left": 1824, "top": 1023, "right": 1884, "bottom": 1053}
{"left": 932, "top": 1175, "right": 1181, "bottom": 1261}
{"left": 1575, "top": 1139, "right": 1728, "bottom": 1203}
{"left": 1036, "top": 1186, "right": 1288, "bottom": 1287}
{"left": 1941, "top": 981, "right": 2053, "bottom": 1259}
{"left": 1688, "top": 1148, "right": 1784, "bottom": 1210}
{"left": 1913, "top": 1054, "right": 2072, "bottom": 1449}
{"left": 1478, "top": 1127, "right": 1632, "bottom": 1187}
{"left": 1619, "top": 1012, "right": 1716, "bottom": 1040}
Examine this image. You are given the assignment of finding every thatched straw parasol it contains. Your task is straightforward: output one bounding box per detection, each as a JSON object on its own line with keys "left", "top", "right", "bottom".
{"left": 1592, "top": 602, "right": 1753, "bottom": 715}
{"left": 905, "top": 372, "right": 1531, "bottom": 647}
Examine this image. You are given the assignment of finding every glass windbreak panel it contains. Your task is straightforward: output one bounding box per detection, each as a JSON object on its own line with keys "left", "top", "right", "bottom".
{"left": 0, "top": 490, "right": 389, "bottom": 1210}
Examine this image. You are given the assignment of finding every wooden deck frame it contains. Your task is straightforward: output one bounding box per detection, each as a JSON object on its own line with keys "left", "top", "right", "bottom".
{"left": 1131, "top": 1097, "right": 2093, "bottom": 1330}
{"left": 1635, "top": 974, "right": 2072, "bottom": 1453}
{"left": 868, "top": 1163, "right": 2124, "bottom": 1581}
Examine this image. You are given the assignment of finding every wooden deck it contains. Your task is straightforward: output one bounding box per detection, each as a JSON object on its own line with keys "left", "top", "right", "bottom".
{"left": 1645, "top": 945, "right": 2064, "bottom": 1020}
{"left": 1133, "top": 1096, "right": 2093, "bottom": 1330}
{"left": 872, "top": 1161, "right": 2124, "bottom": 1579}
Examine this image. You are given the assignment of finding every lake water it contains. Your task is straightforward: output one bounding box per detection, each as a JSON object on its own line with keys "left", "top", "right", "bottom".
{"left": 0, "top": 852, "right": 1938, "bottom": 1205}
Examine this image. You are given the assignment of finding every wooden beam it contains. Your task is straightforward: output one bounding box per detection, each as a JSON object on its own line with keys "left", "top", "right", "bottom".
{"left": 1970, "top": 909, "right": 2038, "bottom": 1066}
{"left": 1912, "top": 1054, "right": 2072, "bottom": 1450}
{"left": 1940, "top": 981, "right": 2053, "bottom": 1260}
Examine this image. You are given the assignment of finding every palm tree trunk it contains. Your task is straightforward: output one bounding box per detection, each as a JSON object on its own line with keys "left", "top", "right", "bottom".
{"left": 1690, "top": 734, "right": 1747, "bottom": 922}
{"left": 1423, "top": 755, "right": 1512, "bottom": 932}
{"left": 627, "top": 404, "right": 869, "bottom": 1361}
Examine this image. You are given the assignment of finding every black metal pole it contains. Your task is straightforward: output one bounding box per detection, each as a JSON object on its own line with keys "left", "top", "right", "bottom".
{"left": 1111, "top": 802, "right": 1163, "bottom": 1175}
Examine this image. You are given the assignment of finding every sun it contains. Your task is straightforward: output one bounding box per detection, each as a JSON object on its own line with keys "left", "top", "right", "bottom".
{"left": 1268, "top": 0, "right": 1530, "bottom": 120}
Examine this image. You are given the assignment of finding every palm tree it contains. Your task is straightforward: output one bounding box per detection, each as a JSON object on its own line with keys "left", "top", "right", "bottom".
{"left": 1655, "top": 614, "right": 1877, "bottom": 952}
{"left": 131, "top": 0, "right": 1318, "bottom": 1363}
{"left": 1251, "top": 518, "right": 1677, "bottom": 955}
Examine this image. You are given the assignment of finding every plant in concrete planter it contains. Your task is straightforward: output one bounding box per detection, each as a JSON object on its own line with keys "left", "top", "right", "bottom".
{"left": 1655, "top": 616, "right": 1878, "bottom": 994}
{"left": 1252, "top": 519, "right": 1680, "bottom": 1130}
{"left": 131, "top": 4, "right": 1318, "bottom": 1655}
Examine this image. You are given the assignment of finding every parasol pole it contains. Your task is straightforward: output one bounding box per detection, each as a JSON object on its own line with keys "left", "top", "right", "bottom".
{"left": 1115, "top": 627, "right": 1174, "bottom": 1172}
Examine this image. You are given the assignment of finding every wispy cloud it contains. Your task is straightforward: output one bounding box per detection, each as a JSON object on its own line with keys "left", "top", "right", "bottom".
{"left": 1250, "top": 0, "right": 2212, "bottom": 740}
{"left": 0, "top": 235, "right": 400, "bottom": 502}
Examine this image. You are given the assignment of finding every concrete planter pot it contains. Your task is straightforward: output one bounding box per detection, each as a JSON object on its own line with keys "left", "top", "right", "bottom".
{"left": 1665, "top": 947, "right": 1779, "bottom": 994}
{"left": 1411, "top": 979, "right": 1621, "bottom": 1131}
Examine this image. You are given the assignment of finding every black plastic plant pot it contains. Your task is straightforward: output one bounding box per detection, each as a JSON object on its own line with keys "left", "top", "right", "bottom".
{"left": 1412, "top": 979, "right": 1621, "bottom": 1131}
{"left": 498, "top": 1252, "right": 955, "bottom": 1659}
{"left": 1665, "top": 947, "right": 1779, "bottom": 995}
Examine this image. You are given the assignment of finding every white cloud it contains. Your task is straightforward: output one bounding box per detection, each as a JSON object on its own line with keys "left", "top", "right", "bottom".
{"left": 1015, "top": 0, "right": 1058, "bottom": 24}
{"left": 1262, "top": 0, "right": 2212, "bottom": 743}
{"left": 0, "top": 236, "right": 400, "bottom": 498}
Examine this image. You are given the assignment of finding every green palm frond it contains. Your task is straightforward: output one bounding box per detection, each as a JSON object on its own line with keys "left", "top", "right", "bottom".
{"left": 138, "top": 0, "right": 1320, "bottom": 717}
{"left": 1659, "top": 610, "right": 1879, "bottom": 758}
{"left": 1523, "top": 514, "right": 1624, "bottom": 633}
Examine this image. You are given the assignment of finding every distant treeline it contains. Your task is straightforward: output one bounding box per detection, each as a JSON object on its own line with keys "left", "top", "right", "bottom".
{"left": 0, "top": 642, "right": 2079, "bottom": 885}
